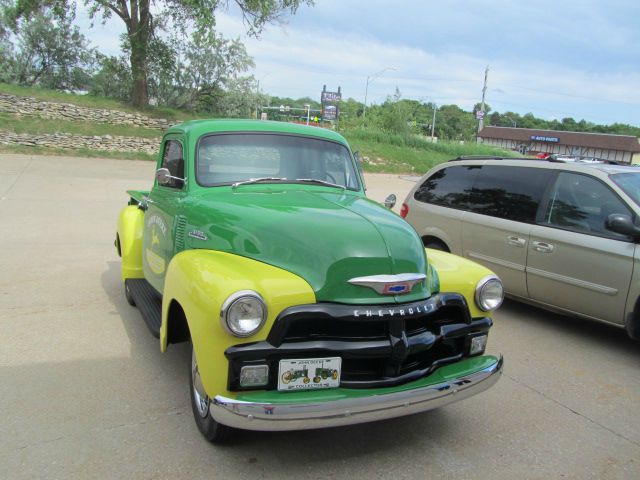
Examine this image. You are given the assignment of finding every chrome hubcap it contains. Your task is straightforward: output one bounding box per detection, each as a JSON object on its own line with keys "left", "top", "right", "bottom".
{"left": 191, "top": 349, "right": 209, "bottom": 418}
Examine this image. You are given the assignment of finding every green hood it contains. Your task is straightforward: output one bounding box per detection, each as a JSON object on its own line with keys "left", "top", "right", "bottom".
{"left": 186, "top": 186, "right": 432, "bottom": 304}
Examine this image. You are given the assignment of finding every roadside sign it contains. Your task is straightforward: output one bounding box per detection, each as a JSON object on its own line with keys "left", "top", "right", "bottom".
{"left": 475, "top": 110, "right": 485, "bottom": 120}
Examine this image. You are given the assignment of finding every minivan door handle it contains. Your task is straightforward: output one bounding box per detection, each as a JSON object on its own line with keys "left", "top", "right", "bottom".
{"left": 532, "top": 241, "right": 554, "bottom": 253}
{"left": 507, "top": 235, "right": 526, "bottom": 247}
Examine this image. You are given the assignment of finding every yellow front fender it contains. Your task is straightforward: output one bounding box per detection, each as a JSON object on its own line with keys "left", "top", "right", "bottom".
{"left": 426, "top": 248, "right": 498, "bottom": 318}
{"left": 117, "top": 205, "right": 145, "bottom": 280}
{"left": 161, "top": 250, "right": 316, "bottom": 398}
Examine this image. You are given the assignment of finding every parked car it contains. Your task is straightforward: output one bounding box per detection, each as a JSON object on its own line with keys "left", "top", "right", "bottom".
{"left": 401, "top": 156, "right": 640, "bottom": 339}
{"left": 115, "top": 120, "right": 504, "bottom": 443}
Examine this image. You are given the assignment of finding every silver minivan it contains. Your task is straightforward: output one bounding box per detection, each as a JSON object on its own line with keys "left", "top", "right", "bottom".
{"left": 401, "top": 157, "right": 640, "bottom": 338}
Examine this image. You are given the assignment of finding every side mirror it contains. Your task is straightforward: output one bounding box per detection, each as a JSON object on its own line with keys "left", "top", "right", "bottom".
{"left": 606, "top": 214, "right": 640, "bottom": 240}
{"left": 156, "top": 167, "right": 184, "bottom": 186}
{"left": 384, "top": 194, "right": 397, "bottom": 210}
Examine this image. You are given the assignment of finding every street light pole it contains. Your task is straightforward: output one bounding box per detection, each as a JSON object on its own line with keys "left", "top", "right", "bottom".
{"left": 363, "top": 67, "right": 395, "bottom": 119}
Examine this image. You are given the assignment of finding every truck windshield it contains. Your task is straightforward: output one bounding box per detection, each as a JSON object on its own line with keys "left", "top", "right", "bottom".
{"left": 197, "top": 133, "right": 360, "bottom": 190}
{"left": 611, "top": 172, "right": 640, "bottom": 207}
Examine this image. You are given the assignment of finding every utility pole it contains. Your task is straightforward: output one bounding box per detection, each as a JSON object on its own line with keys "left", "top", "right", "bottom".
{"left": 477, "top": 65, "right": 489, "bottom": 140}
{"left": 431, "top": 103, "right": 437, "bottom": 140}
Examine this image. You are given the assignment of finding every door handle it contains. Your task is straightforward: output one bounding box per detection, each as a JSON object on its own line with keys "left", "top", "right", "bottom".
{"left": 507, "top": 235, "right": 526, "bottom": 247}
{"left": 532, "top": 241, "right": 554, "bottom": 253}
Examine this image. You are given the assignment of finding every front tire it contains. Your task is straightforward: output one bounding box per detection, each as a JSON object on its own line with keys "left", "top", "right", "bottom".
{"left": 124, "top": 279, "right": 135, "bottom": 306}
{"left": 189, "top": 344, "right": 232, "bottom": 443}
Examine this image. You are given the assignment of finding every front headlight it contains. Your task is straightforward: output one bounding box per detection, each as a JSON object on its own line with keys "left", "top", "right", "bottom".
{"left": 221, "top": 290, "right": 267, "bottom": 337}
{"left": 475, "top": 275, "right": 504, "bottom": 312}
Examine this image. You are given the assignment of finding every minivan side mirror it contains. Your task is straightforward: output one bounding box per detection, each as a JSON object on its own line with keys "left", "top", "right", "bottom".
{"left": 606, "top": 214, "right": 640, "bottom": 240}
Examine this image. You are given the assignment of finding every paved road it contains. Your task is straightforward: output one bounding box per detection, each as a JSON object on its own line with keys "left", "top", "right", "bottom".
{"left": 1, "top": 154, "right": 640, "bottom": 479}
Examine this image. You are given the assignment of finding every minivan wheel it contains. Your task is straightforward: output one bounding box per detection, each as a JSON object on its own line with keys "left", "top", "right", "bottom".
{"left": 190, "top": 344, "right": 233, "bottom": 443}
{"left": 423, "top": 238, "right": 449, "bottom": 252}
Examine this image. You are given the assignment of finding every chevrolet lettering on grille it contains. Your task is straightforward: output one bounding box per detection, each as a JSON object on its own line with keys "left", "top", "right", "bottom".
{"left": 354, "top": 301, "right": 436, "bottom": 318}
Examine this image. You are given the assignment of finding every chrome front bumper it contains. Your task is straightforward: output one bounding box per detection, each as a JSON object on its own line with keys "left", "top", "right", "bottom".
{"left": 210, "top": 355, "right": 503, "bottom": 431}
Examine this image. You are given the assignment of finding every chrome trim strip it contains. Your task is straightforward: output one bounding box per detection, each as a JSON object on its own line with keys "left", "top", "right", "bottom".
{"left": 348, "top": 273, "right": 427, "bottom": 294}
{"left": 209, "top": 356, "right": 503, "bottom": 431}
{"left": 525, "top": 267, "right": 618, "bottom": 295}
{"left": 467, "top": 252, "right": 525, "bottom": 272}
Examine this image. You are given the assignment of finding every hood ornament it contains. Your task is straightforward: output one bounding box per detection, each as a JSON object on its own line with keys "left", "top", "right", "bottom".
{"left": 348, "top": 273, "right": 426, "bottom": 295}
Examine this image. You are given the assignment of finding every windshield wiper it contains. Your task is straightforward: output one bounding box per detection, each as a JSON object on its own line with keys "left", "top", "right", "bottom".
{"left": 232, "top": 177, "right": 287, "bottom": 188}
{"left": 295, "top": 178, "right": 345, "bottom": 189}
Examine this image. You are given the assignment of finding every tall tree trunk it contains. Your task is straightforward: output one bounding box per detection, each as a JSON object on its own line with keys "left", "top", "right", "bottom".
{"left": 128, "top": 0, "right": 150, "bottom": 108}
{"left": 130, "top": 43, "right": 148, "bottom": 108}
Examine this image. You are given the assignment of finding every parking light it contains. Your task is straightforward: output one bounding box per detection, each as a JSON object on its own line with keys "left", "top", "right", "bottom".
{"left": 469, "top": 334, "right": 488, "bottom": 356}
{"left": 240, "top": 365, "right": 269, "bottom": 387}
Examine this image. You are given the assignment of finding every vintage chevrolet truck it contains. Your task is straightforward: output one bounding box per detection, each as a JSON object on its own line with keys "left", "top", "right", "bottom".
{"left": 115, "top": 119, "right": 504, "bottom": 442}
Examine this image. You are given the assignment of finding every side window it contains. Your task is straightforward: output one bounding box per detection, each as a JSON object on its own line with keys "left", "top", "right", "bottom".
{"left": 469, "top": 166, "right": 553, "bottom": 223}
{"left": 413, "top": 166, "right": 479, "bottom": 209}
{"left": 542, "top": 172, "right": 632, "bottom": 238}
{"left": 160, "top": 140, "right": 184, "bottom": 189}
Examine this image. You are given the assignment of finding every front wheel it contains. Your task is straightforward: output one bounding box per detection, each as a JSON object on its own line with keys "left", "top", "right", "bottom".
{"left": 190, "top": 344, "right": 233, "bottom": 443}
{"left": 124, "top": 279, "right": 135, "bottom": 306}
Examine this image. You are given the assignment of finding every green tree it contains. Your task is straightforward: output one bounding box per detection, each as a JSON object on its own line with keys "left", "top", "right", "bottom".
{"left": 90, "top": 53, "right": 132, "bottom": 101}
{"left": 11, "top": 10, "right": 96, "bottom": 90}
{"left": 436, "top": 104, "right": 476, "bottom": 140}
{"left": 6, "top": 0, "right": 312, "bottom": 107}
{"left": 378, "top": 88, "right": 412, "bottom": 134}
{"left": 175, "top": 31, "right": 255, "bottom": 111}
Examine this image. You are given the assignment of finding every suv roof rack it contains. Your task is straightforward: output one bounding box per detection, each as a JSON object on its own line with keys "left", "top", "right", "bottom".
{"left": 448, "top": 155, "right": 625, "bottom": 166}
{"left": 448, "top": 155, "right": 528, "bottom": 162}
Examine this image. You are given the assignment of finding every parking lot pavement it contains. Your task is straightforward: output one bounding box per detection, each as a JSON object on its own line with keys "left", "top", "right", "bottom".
{"left": 1, "top": 153, "right": 640, "bottom": 479}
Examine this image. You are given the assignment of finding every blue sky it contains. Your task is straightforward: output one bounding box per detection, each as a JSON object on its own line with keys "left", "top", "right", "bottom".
{"left": 79, "top": 0, "right": 640, "bottom": 126}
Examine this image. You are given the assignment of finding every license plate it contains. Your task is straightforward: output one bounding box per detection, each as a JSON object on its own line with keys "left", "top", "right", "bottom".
{"left": 277, "top": 357, "right": 341, "bottom": 391}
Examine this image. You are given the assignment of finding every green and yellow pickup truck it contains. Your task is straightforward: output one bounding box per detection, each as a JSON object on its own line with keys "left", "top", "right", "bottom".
{"left": 115, "top": 119, "right": 504, "bottom": 442}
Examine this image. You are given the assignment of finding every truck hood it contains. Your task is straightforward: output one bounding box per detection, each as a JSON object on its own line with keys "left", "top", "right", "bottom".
{"left": 186, "top": 187, "right": 431, "bottom": 304}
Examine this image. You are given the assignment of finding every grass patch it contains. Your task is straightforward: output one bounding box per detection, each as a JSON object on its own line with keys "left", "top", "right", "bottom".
{"left": 0, "top": 83, "right": 196, "bottom": 122}
{"left": 0, "top": 144, "right": 156, "bottom": 161}
{"left": 0, "top": 113, "right": 162, "bottom": 138}
{"left": 343, "top": 127, "right": 518, "bottom": 174}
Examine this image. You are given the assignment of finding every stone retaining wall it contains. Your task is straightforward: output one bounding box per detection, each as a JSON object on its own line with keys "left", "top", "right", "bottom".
{"left": 0, "top": 93, "right": 172, "bottom": 130}
{"left": 0, "top": 130, "right": 159, "bottom": 155}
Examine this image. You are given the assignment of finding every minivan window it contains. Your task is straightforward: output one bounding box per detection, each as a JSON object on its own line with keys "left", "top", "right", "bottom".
{"left": 611, "top": 172, "right": 640, "bottom": 208}
{"left": 542, "top": 172, "right": 631, "bottom": 238}
{"left": 413, "top": 166, "right": 479, "bottom": 208}
{"left": 468, "top": 166, "right": 553, "bottom": 223}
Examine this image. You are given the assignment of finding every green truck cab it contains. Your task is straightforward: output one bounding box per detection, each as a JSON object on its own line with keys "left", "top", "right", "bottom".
{"left": 115, "top": 119, "right": 504, "bottom": 442}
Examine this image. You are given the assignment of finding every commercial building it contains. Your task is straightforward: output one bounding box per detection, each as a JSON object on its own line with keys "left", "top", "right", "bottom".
{"left": 478, "top": 126, "right": 640, "bottom": 163}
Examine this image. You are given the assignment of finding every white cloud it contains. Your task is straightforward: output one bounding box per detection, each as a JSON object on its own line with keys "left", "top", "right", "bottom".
{"left": 75, "top": 2, "right": 640, "bottom": 125}
{"left": 213, "top": 11, "right": 640, "bottom": 125}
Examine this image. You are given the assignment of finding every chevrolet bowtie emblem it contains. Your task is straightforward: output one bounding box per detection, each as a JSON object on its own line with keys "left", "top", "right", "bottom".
{"left": 348, "top": 273, "right": 426, "bottom": 295}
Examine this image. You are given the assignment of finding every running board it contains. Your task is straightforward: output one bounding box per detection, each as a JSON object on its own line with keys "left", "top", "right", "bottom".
{"left": 125, "top": 279, "right": 162, "bottom": 338}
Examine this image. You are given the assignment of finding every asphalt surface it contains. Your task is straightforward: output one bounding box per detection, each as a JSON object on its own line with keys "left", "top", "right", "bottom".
{"left": 1, "top": 153, "right": 640, "bottom": 479}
